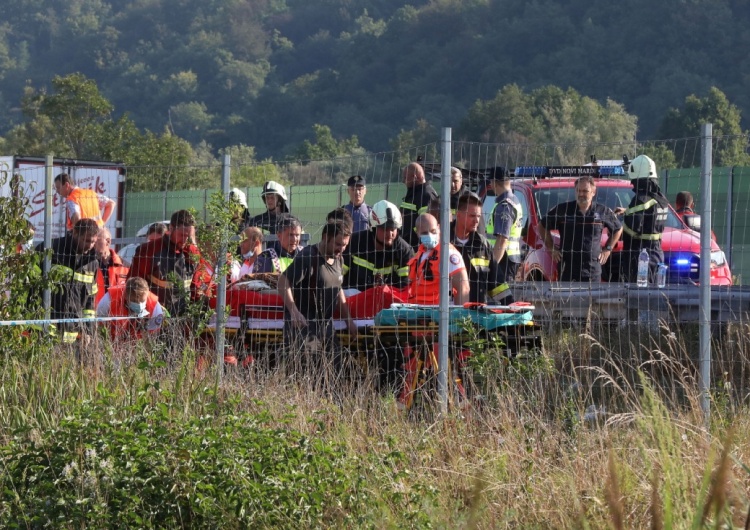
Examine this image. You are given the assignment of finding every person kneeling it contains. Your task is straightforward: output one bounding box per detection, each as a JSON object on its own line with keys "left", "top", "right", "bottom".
{"left": 97, "top": 277, "right": 164, "bottom": 341}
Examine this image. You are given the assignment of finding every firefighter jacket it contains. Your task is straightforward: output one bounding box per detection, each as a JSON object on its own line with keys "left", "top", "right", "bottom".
{"left": 37, "top": 235, "right": 99, "bottom": 343}
{"left": 95, "top": 249, "right": 129, "bottom": 306}
{"left": 400, "top": 182, "right": 439, "bottom": 248}
{"left": 127, "top": 235, "right": 200, "bottom": 317}
{"left": 342, "top": 229, "right": 414, "bottom": 291}
{"left": 65, "top": 187, "right": 105, "bottom": 231}
{"left": 449, "top": 221, "right": 493, "bottom": 304}
{"left": 622, "top": 179, "right": 670, "bottom": 250}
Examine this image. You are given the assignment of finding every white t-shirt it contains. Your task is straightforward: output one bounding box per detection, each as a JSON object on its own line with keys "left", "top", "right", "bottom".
{"left": 418, "top": 245, "right": 466, "bottom": 277}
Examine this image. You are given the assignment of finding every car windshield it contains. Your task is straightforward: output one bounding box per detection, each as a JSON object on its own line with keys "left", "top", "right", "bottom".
{"left": 533, "top": 186, "right": 684, "bottom": 229}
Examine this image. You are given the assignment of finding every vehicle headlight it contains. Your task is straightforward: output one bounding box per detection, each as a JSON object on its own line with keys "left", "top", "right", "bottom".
{"left": 711, "top": 250, "right": 726, "bottom": 267}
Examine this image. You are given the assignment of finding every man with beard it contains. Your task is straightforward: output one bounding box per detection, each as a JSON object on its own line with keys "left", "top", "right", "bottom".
{"left": 538, "top": 176, "right": 622, "bottom": 282}
{"left": 277, "top": 219, "right": 356, "bottom": 363}
{"left": 128, "top": 209, "right": 200, "bottom": 317}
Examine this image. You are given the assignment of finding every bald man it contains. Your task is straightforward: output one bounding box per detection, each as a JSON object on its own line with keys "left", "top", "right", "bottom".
{"left": 400, "top": 163, "right": 439, "bottom": 250}
{"left": 407, "top": 213, "right": 468, "bottom": 306}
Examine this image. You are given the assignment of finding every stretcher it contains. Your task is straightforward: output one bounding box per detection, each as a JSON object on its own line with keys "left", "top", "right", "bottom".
{"left": 373, "top": 303, "right": 540, "bottom": 357}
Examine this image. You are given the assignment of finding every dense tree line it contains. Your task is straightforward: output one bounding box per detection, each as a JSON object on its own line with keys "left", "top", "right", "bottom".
{"left": 0, "top": 0, "right": 747, "bottom": 167}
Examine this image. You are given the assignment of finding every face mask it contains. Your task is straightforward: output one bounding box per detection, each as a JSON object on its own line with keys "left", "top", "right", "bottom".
{"left": 419, "top": 233, "right": 439, "bottom": 250}
{"left": 128, "top": 301, "right": 147, "bottom": 314}
{"left": 22, "top": 239, "right": 34, "bottom": 252}
{"left": 242, "top": 248, "right": 256, "bottom": 260}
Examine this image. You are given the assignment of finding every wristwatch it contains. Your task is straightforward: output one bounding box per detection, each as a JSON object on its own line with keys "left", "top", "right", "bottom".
{"left": 604, "top": 245, "right": 613, "bottom": 251}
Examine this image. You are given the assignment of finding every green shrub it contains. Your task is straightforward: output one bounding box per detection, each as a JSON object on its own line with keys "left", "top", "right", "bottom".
{"left": 0, "top": 386, "right": 368, "bottom": 528}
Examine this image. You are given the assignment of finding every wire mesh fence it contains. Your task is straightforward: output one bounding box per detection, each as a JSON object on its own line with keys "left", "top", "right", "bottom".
{"left": 3, "top": 133, "right": 750, "bottom": 413}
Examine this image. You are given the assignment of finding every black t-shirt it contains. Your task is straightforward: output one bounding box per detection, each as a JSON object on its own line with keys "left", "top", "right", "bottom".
{"left": 282, "top": 244, "right": 343, "bottom": 324}
{"left": 541, "top": 200, "right": 621, "bottom": 281}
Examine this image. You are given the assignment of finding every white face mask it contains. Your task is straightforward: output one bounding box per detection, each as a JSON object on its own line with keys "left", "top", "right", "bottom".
{"left": 128, "top": 301, "right": 147, "bottom": 315}
{"left": 419, "top": 233, "right": 439, "bottom": 250}
{"left": 242, "top": 248, "right": 256, "bottom": 260}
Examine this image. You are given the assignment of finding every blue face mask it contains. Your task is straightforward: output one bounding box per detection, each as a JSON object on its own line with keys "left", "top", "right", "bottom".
{"left": 419, "top": 233, "right": 439, "bottom": 250}
{"left": 242, "top": 248, "right": 256, "bottom": 260}
{"left": 128, "top": 301, "right": 146, "bottom": 314}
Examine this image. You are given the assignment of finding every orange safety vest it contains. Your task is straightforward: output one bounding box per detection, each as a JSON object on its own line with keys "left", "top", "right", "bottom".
{"left": 95, "top": 251, "right": 129, "bottom": 305}
{"left": 66, "top": 187, "right": 104, "bottom": 230}
{"left": 407, "top": 244, "right": 457, "bottom": 305}
{"left": 106, "top": 284, "right": 160, "bottom": 340}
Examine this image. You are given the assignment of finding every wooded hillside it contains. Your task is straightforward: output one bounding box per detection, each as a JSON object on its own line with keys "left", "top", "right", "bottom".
{"left": 0, "top": 0, "right": 746, "bottom": 158}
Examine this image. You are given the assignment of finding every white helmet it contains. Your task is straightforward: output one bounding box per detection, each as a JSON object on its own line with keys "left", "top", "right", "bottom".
{"left": 629, "top": 155, "right": 657, "bottom": 180}
{"left": 370, "top": 200, "right": 402, "bottom": 230}
{"left": 261, "top": 180, "right": 288, "bottom": 202}
{"left": 229, "top": 188, "right": 247, "bottom": 208}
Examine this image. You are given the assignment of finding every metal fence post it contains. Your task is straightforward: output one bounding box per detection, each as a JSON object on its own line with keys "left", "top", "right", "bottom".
{"left": 725, "top": 166, "right": 734, "bottom": 268}
{"left": 42, "top": 154, "right": 53, "bottom": 326}
{"left": 699, "top": 123, "right": 712, "bottom": 424}
{"left": 438, "top": 128, "right": 452, "bottom": 416}
{"left": 215, "top": 154, "right": 231, "bottom": 384}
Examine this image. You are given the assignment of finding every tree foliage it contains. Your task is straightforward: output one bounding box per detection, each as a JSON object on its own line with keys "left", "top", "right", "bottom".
{"left": 658, "top": 87, "right": 750, "bottom": 167}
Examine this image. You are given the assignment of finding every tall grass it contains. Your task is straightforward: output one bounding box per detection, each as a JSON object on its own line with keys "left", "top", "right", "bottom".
{"left": 0, "top": 319, "right": 749, "bottom": 528}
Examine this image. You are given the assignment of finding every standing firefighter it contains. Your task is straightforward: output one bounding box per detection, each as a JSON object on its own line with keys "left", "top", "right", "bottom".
{"left": 619, "top": 155, "right": 670, "bottom": 283}
{"left": 400, "top": 163, "right": 439, "bottom": 250}
{"left": 35, "top": 219, "right": 100, "bottom": 343}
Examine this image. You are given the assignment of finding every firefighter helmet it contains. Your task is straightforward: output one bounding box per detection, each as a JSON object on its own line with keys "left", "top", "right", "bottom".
{"left": 229, "top": 188, "right": 247, "bottom": 208}
{"left": 629, "top": 155, "right": 657, "bottom": 180}
{"left": 369, "top": 200, "right": 402, "bottom": 230}
{"left": 261, "top": 180, "right": 289, "bottom": 202}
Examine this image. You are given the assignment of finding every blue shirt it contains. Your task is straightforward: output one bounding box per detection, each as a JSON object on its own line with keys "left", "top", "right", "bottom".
{"left": 344, "top": 202, "right": 371, "bottom": 233}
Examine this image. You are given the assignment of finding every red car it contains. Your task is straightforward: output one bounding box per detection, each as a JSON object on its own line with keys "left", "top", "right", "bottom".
{"left": 478, "top": 166, "right": 732, "bottom": 286}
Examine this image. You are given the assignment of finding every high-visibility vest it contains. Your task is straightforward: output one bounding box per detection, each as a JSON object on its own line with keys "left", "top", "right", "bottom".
{"left": 95, "top": 252, "right": 129, "bottom": 305}
{"left": 66, "top": 187, "right": 104, "bottom": 230}
{"left": 107, "top": 285, "right": 161, "bottom": 340}
{"left": 487, "top": 195, "right": 523, "bottom": 256}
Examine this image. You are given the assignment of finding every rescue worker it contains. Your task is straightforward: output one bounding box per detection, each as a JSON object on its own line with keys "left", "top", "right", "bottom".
{"left": 400, "top": 163, "right": 439, "bottom": 250}
{"left": 96, "top": 277, "right": 164, "bottom": 341}
{"left": 54, "top": 173, "right": 116, "bottom": 232}
{"left": 248, "top": 181, "right": 290, "bottom": 234}
{"left": 94, "top": 227, "right": 129, "bottom": 306}
{"left": 486, "top": 166, "right": 523, "bottom": 303}
{"left": 538, "top": 175, "right": 622, "bottom": 282}
{"left": 408, "top": 213, "right": 469, "bottom": 306}
{"left": 229, "top": 187, "right": 252, "bottom": 233}
{"left": 35, "top": 218, "right": 100, "bottom": 344}
{"left": 450, "top": 193, "right": 493, "bottom": 304}
{"left": 254, "top": 215, "right": 303, "bottom": 274}
{"left": 343, "top": 175, "right": 371, "bottom": 232}
{"left": 127, "top": 209, "right": 200, "bottom": 317}
{"left": 237, "top": 226, "right": 264, "bottom": 278}
{"left": 343, "top": 200, "right": 414, "bottom": 292}
{"left": 400, "top": 213, "right": 469, "bottom": 409}
{"left": 617, "top": 155, "right": 670, "bottom": 283}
